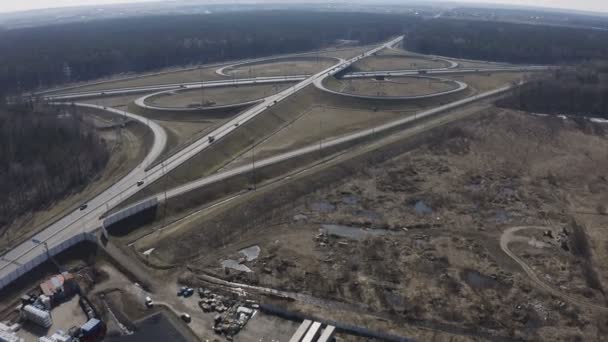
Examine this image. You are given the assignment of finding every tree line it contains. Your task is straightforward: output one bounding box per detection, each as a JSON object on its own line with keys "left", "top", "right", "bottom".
{"left": 403, "top": 19, "right": 608, "bottom": 65}
{"left": 0, "top": 104, "right": 109, "bottom": 229}
{"left": 497, "top": 64, "right": 608, "bottom": 119}
{"left": 0, "top": 11, "right": 409, "bottom": 99}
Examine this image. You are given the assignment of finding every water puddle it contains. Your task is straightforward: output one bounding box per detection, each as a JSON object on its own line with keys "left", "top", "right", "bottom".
{"left": 355, "top": 210, "right": 382, "bottom": 221}
{"left": 461, "top": 269, "right": 499, "bottom": 290}
{"left": 239, "top": 245, "right": 261, "bottom": 262}
{"left": 414, "top": 200, "right": 433, "bottom": 215}
{"left": 310, "top": 201, "right": 336, "bottom": 213}
{"left": 342, "top": 195, "right": 360, "bottom": 205}
{"left": 495, "top": 210, "right": 510, "bottom": 223}
{"left": 320, "top": 224, "right": 396, "bottom": 240}
{"left": 221, "top": 260, "right": 252, "bottom": 273}
{"left": 383, "top": 290, "right": 406, "bottom": 311}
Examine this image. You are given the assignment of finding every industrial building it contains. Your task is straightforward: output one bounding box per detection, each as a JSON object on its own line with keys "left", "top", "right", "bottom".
{"left": 38, "top": 330, "right": 72, "bottom": 342}
{"left": 0, "top": 321, "right": 23, "bottom": 342}
{"left": 22, "top": 305, "right": 52, "bottom": 328}
{"left": 79, "top": 318, "right": 105, "bottom": 342}
{"left": 40, "top": 273, "right": 76, "bottom": 303}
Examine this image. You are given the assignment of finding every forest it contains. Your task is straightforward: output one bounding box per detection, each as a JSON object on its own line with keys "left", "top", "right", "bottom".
{"left": 0, "top": 11, "right": 408, "bottom": 98}
{"left": 497, "top": 64, "right": 608, "bottom": 119}
{"left": 0, "top": 104, "right": 109, "bottom": 229}
{"left": 403, "top": 19, "right": 608, "bottom": 64}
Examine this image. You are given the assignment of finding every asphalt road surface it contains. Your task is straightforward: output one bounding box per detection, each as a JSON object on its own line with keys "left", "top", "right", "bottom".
{"left": 0, "top": 36, "right": 402, "bottom": 287}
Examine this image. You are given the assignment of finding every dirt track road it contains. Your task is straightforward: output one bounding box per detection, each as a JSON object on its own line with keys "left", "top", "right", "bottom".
{"left": 500, "top": 226, "right": 608, "bottom": 312}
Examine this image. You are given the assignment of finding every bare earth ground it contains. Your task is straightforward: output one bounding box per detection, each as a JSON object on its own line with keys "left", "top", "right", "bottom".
{"left": 327, "top": 77, "right": 457, "bottom": 97}
{"left": 226, "top": 58, "right": 336, "bottom": 78}
{"left": 0, "top": 109, "right": 151, "bottom": 254}
{"left": 147, "top": 108, "right": 608, "bottom": 340}
{"left": 148, "top": 82, "right": 294, "bottom": 108}
{"left": 352, "top": 55, "right": 449, "bottom": 71}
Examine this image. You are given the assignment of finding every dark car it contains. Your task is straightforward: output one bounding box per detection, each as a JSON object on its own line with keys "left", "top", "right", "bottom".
{"left": 79, "top": 204, "right": 88, "bottom": 211}
{"left": 180, "top": 313, "right": 191, "bottom": 323}
{"left": 137, "top": 180, "right": 144, "bottom": 186}
{"left": 183, "top": 288, "right": 194, "bottom": 298}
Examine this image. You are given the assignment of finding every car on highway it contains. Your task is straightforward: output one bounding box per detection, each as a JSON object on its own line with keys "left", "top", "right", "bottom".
{"left": 208, "top": 136, "right": 215, "bottom": 143}
{"left": 137, "top": 180, "right": 144, "bottom": 186}
{"left": 79, "top": 204, "right": 88, "bottom": 211}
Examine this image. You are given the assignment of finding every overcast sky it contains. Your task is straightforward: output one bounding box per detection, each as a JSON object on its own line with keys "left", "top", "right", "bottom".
{"left": 0, "top": 0, "right": 607, "bottom": 15}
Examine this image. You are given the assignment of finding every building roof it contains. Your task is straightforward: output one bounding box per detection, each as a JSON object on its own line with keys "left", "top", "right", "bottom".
{"left": 40, "top": 272, "right": 74, "bottom": 297}
{"left": 81, "top": 318, "right": 101, "bottom": 332}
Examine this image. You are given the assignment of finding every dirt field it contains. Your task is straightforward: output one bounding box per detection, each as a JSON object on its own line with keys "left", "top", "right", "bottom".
{"left": 226, "top": 57, "right": 336, "bottom": 77}
{"left": 326, "top": 77, "right": 458, "bottom": 97}
{"left": 148, "top": 83, "right": 294, "bottom": 108}
{"left": 352, "top": 55, "right": 449, "bottom": 71}
{"left": 137, "top": 107, "right": 608, "bottom": 340}
{"left": 0, "top": 109, "right": 151, "bottom": 254}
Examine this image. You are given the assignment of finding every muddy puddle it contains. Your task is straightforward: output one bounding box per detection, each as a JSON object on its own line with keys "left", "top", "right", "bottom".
{"left": 414, "top": 200, "right": 432, "bottom": 215}
{"left": 310, "top": 201, "right": 336, "bottom": 213}
{"left": 221, "top": 245, "right": 260, "bottom": 272}
{"left": 461, "top": 269, "right": 500, "bottom": 290}
{"left": 342, "top": 195, "right": 360, "bottom": 205}
{"left": 496, "top": 209, "right": 510, "bottom": 223}
{"left": 320, "top": 224, "right": 398, "bottom": 240}
{"left": 239, "top": 245, "right": 261, "bottom": 261}
{"left": 221, "top": 260, "right": 252, "bottom": 273}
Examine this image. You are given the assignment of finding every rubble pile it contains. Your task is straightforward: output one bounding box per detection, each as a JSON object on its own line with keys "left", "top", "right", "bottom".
{"left": 197, "top": 287, "right": 258, "bottom": 340}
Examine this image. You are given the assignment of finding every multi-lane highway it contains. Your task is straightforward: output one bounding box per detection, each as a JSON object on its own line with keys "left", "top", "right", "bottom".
{"left": 0, "top": 36, "right": 403, "bottom": 288}
{"left": 0, "top": 35, "right": 549, "bottom": 291}
{"left": 45, "top": 75, "right": 309, "bottom": 102}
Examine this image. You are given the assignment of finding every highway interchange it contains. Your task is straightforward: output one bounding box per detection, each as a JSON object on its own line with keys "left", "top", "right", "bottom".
{"left": 0, "top": 35, "right": 548, "bottom": 290}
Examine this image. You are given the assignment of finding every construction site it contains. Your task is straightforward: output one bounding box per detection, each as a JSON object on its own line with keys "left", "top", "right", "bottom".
{"left": 2, "top": 34, "right": 607, "bottom": 342}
